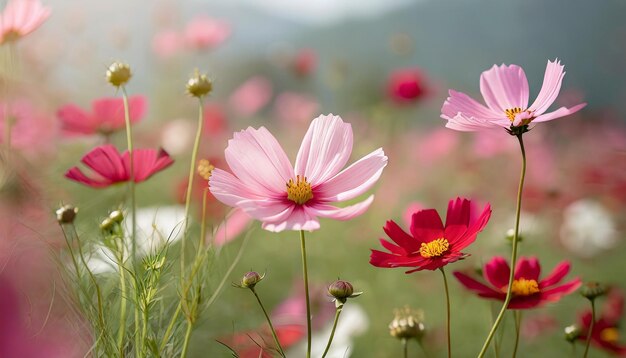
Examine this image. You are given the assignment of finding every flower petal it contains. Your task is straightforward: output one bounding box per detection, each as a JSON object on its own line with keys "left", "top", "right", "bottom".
{"left": 540, "top": 278, "right": 582, "bottom": 302}
{"left": 294, "top": 114, "right": 353, "bottom": 184}
{"left": 307, "top": 195, "right": 374, "bottom": 221}
{"left": 480, "top": 64, "right": 529, "bottom": 112}
{"left": 384, "top": 219, "right": 422, "bottom": 251}
{"left": 532, "top": 103, "right": 586, "bottom": 123}
{"left": 65, "top": 167, "right": 112, "bottom": 188}
{"left": 450, "top": 203, "right": 491, "bottom": 250}
{"left": 57, "top": 104, "right": 96, "bottom": 135}
{"left": 538, "top": 261, "right": 571, "bottom": 288}
{"left": 209, "top": 168, "right": 264, "bottom": 206}
{"left": 315, "top": 148, "right": 387, "bottom": 202}
{"left": 454, "top": 271, "right": 503, "bottom": 299}
{"left": 224, "top": 126, "right": 294, "bottom": 195}
{"left": 441, "top": 90, "right": 504, "bottom": 121}
{"left": 483, "top": 256, "right": 510, "bottom": 289}
{"left": 445, "top": 197, "right": 471, "bottom": 226}
{"left": 514, "top": 257, "right": 541, "bottom": 281}
{"left": 262, "top": 206, "right": 319, "bottom": 232}
{"left": 81, "top": 145, "right": 127, "bottom": 181}
{"left": 409, "top": 209, "right": 444, "bottom": 243}
{"left": 528, "top": 59, "right": 566, "bottom": 115}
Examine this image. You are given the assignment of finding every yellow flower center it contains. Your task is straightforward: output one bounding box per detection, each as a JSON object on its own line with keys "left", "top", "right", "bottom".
{"left": 197, "top": 159, "right": 215, "bottom": 180}
{"left": 505, "top": 107, "right": 524, "bottom": 121}
{"left": 600, "top": 327, "right": 619, "bottom": 343}
{"left": 419, "top": 238, "right": 449, "bottom": 258}
{"left": 286, "top": 175, "right": 313, "bottom": 205}
{"left": 506, "top": 278, "right": 540, "bottom": 296}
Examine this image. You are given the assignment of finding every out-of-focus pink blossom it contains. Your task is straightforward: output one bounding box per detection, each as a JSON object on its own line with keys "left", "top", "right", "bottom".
{"left": 228, "top": 76, "right": 273, "bottom": 117}
{"left": 441, "top": 59, "right": 586, "bottom": 132}
{"left": 402, "top": 202, "right": 424, "bottom": 228}
{"left": 209, "top": 114, "right": 388, "bottom": 232}
{"left": 57, "top": 95, "right": 147, "bottom": 136}
{"left": 274, "top": 92, "right": 320, "bottom": 127}
{"left": 184, "top": 15, "right": 230, "bottom": 51}
{"left": 415, "top": 128, "right": 459, "bottom": 165}
{"left": 0, "top": 100, "right": 56, "bottom": 156}
{"left": 203, "top": 103, "right": 228, "bottom": 137}
{"left": 0, "top": 0, "right": 50, "bottom": 44}
{"left": 292, "top": 48, "right": 317, "bottom": 78}
{"left": 211, "top": 208, "right": 251, "bottom": 246}
{"left": 387, "top": 67, "right": 429, "bottom": 104}
{"left": 65, "top": 144, "right": 173, "bottom": 188}
{"left": 152, "top": 29, "right": 183, "bottom": 59}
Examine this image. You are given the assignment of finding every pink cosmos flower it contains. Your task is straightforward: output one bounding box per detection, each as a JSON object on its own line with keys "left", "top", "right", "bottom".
{"left": 441, "top": 59, "right": 586, "bottom": 133}
{"left": 0, "top": 99, "right": 56, "bottom": 156}
{"left": 228, "top": 76, "right": 273, "bottom": 117}
{"left": 0, "top": 0, "right": 50, "bottom": 44}
{"left": 453, "top": 256, "right": 582, "bottom": 309}
{"left": 274, "top": 92, "right": 320, "bottom": 127}
{"left": 369, "top": 198, "right": 491, "bottom": 272}
{"left": 65, "top": 144, "right": 173, "bottom": 188}
{"left": 209, "top": 114, "right": 387, "bottom": 232}
{"left": 184, "top": 15, "right": 230, "bottom": 51}
{"left": 292, "top": 48, "right": 317, "bottom": 78}
{"left": 387, "top": 67, "right": 428, "bottom": 104}
{"left": 57, "top": 95, "right": 147, "bottom": 136}
{"left": 152, "top": 29, "right": 183, "bottom": 59}
{"left": 577, "top": 289, "right": 626, "bottom": 355}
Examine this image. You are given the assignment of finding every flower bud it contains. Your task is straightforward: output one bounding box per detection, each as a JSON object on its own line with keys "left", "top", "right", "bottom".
{"left": 109, "top": 210, "right": 124, "bottom": 223}
{"left": 186, "top": 71, "right": 213, "bottom": 98}
{"left": 505, "top": 228, "right": 523, "bottom": 243}
{"left": 328, "top": 280, "right": 353, "bottom": 299}
{"left": 106, "top": 62, "right": 132, "bottom": 87}
{"left": 580, "top": 282, "right": 608, "bottom": 300}
{"left": 389, "top": 306, "right": 425, "bottom": 341}
{"left": 100, "top": 217, "right": 115, "bottom": 232}
{"left": 240, "top": 271, "right": 264, "bottom": 289}
{"left": 197, "top": 159, "right": 215, "bottom": 180}
{"left": 56, "top": 204, "right": 78, "bottom": 224}
{"left": 564, "top": 324, "right": 581, "bottom": 343}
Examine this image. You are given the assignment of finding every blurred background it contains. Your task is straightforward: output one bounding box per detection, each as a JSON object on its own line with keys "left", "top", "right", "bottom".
{"left": 1, "top": 0, "right": 625, "bottom": 356}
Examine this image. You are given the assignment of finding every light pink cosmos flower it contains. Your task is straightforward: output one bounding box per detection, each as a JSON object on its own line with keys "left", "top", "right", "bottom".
{"left": 65, "top": 144, "right": 173, "bottom": 188}
{"left": 0, "top": 0, "right": 50, "bottom": 44}
{"left": 152, "top": 29, "right": 183, "bottom": 59}
{"left": 209, "top": 114, "right": 388, "bottom": 232}
{"left": 229, "top": 76, "right": 273, "bottom": 117}
{"left": 184, "top": 15, "right": 230, "bottom": 51}
{"left": 57, "top": 95, "right": 146, "bottom": 136}
{"left": 441, "top": 59, "right": 586, "bottom": 133}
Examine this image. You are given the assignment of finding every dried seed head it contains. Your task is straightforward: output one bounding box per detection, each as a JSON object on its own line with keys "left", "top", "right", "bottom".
{"left": 56, "top": 204, "right": 78, "bottom": 224}
{"left": 106, "top": 62, "right": 132, "bottom": 87}
{"left": 186, "top": 71, "right": 213, "bottom": 98}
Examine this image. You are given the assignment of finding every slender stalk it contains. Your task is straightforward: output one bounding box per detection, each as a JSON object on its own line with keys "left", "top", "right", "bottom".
{"left": 477, "top": 134, "right": 527, "bottom": 357}
{"left": 120, "top": 87, "right": 136, "bottom": 260}
{"left": 440, "top": 268, "right": 452, "bottom": 358}
{"left": 583, "top": 299, "right": 596, "bottom": 358}
{"left": 117, "top": 252, "right": 127, "bottom": 357}
{"left": 321, "top": 303, "right": 343, "bottom": 358}
{"left": 512, "top": 311, "right": 522, "bottom": 358}
{"left": 181, "top": 97, "right": 205, "bottom": 274}
{"left": 299, "top": 230, "right": 312, "bottom": 358}
{"left": 402, "top": 338, "right": 408, "bottom": 358}
{"left": 251, "top": 288, "right": 286, "bottom": 357}
{"left": 180, "top": 321, "right": 193, "bottom": 358}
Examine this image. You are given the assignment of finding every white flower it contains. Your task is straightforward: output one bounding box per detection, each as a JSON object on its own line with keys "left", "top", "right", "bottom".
{"left": 560, "top": 199, "right": 618, "bottom": 258}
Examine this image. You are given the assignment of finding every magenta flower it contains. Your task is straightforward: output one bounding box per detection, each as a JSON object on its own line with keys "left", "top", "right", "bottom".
{"left": 0, "top": 0, "right": 50, "bottom": 44}
{"left": 453, "top": 256, "right": 582, "bottom": 309}
{"left": 441, "top": 59, "right": 586, "bottom": 133}
{"left": 209, "top": 114, "right": 387, "bottom": 232}
{"left": 57, "top": 96, "right": 147, "bottom": 136}
{"left": 183, "top": 15, "right": 230, "bottom": 51}
{"left": 369, "top": 198, "right": 491, "bottom": 272}
{"left": 65, "top": 144, "right": 173, "bottom": 188}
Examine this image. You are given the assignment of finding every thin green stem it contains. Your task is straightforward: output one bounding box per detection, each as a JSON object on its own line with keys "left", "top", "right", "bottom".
{"left": 583, "top": 299, "right": 596, "bottom": 358}
{"left": 180, "top": 320, "right": 193, "bottom": 358}
{"left": 512, "top": 311, "right": 522, "bottom": 358}
{"left": 117, "top": 252, "right": 127, "bottom": 357}
{"left": 120, "top": 86, "right": 136, "bottom": 261}
{"left": 321, "top": 303, "right": 343, "bottom": 358}
{"left": 440, "top": 268, "right": 452, "bottom": 358}
{"left": 402, "top": 338, "right": 408, "bottom": 358}
{"left": 299, "top": 230, "right": 312, "bottom": 358}
{"left": 182, "top": 97, "right": 205, "bottom": 275}
{"left": 477, "top": 134, "right": 527, "bottom": 358}
{"left": 251, "top": 288, "right": 286, "bottom": 357}
{"left": 159, "top": 304, "right": 181, "bottom": 352}
{"left": 489, "top": 304, "right": 500, "bottom": 358}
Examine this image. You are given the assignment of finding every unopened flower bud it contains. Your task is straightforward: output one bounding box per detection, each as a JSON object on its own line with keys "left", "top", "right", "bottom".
{"left": 328, "top": 280, "right": 354, "bottom": 300}
{"left": 56, "top": 204, "right": 78, "bottom": 224}
{"left": 186, "top": 71, "right": 213, "bottom": 98}
{"left": 580, "top": 282, "right": 608, "bottom": 300}
{"left": 109, "top": 210, "right": 124, "bottom": 223}
{"left": 241, "top": 271, "right": 264, "bottom": 289}
{"left": 106, "top": 62, "right": 132, "bottom": 87}
{"left": 564, "top": 324, "right": 581, "bottom": 343}
{"left": 197, "top": 159, "right": 214, "bottom": 180}
{"left": 100, "top": 217, "right": 115, "bottom": 232}
{"left": 506, "top": 228, "right": 523, "bottom": 243}
{"left": 389, "top": 306, "right": 425, "bottom": 341}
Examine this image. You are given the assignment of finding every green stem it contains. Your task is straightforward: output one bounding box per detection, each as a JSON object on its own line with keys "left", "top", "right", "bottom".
{"left": 477, "top": 134, "right": 527, "bottom": 358}
{"left": 512, "top": 311, "right": 522, "bottom": 358}
{"left": 583, "top": 299, "right": 596, "bottom": 358}
{"left": 117, "top": 252, "right": 127, "bottom": 357}
{"left": 299, "top": 230, "right": 312, "bottom": 358}
{"left": 159, "top": 304, "right": 181, "bottom": 352}
{"left": 321, "top": 303, "right": 343, "bottom": 358}
{"left": 251, "top": 288, "right": 286, "bottom": 357}
{"left": 180, "top": 320, "right": 193, "bottom": 358}
{"left": 440, "top": 268, "right": 452, "bottom": 358}
{"left": 402, "top": 338, "right": 408, "bottom": 358}
{"left": 182, "top": 97, "right": 205, "bottom": 274}
{"left": 489, "top": 304, "right": 500, "bottom": 358}
{"left": 120, "top": 86, "right": 136, "bottom": 261}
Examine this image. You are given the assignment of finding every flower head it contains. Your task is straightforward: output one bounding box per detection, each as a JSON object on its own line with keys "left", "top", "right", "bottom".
{"left": 453, "top": 256, "right": 582, "bottom": 309}
{"left": 576, "top": 289, "right": 626, "bottom": 355}
{"left": 0, "top": 0, "right": 50, "bottom": 44}
{"left": 441, "top": 59, "right": 586, "bottom": 134}
{"left": 387, "top": 67, "right": 428, "bottom": 104}
{"left": 184, "top": 15, "right": 230, "bottom": 51}
{"left": 65, "top": 144, "right": 173, "bottom": 188}
{"left": 369, "top": 197, "right": 491, "bottom": 272}
{"left": 57, "top": 96, "right": 146, "bottom": 136}
{"left": 106, "top": 62, "right": 132, "bottom": 87}
{"left": 389, "top": 306, "right": 425, "bottom": 341}
{"left": 209, "top": 114, "right": 387, "bottom": 232}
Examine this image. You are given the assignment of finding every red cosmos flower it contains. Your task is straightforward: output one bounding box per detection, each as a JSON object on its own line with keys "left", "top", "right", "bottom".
{"left": 577, "top": 290, "right": 626, "bottom": 356}
{"left": 57, "top": 95, "right": 146, "bottom": 136}
{"left": 453, "top": 256, "right": 582, "bottom": 309}
{"left": 369, "top": 197, "right": 491, "bottom": 272}
{"left": 292, "top": 48, "right": 317, "bottom": 78}
{"left": 387, "top": 67, "right": 428, "bottom": 104}
{"left": 65, "top": 144, "right": 173, "bottom": 188}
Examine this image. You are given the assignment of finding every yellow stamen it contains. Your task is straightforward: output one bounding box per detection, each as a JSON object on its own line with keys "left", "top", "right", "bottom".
{"left": 600, "top": 327, "right": 619, "bottom": 343}
{"left": 506, "top": 278, "right": 540, "bottom": 296}
{"left": 505, "top": 107, "right": 523, "bottom": 121}
{"left": 419, "top": 238, "right": 449, "bottom": 258}
{"left": 197, "top": 159, "right": 214, "bottom": 180}
{"left": 286, "top": 175, "right": 313, "bottom": 205}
